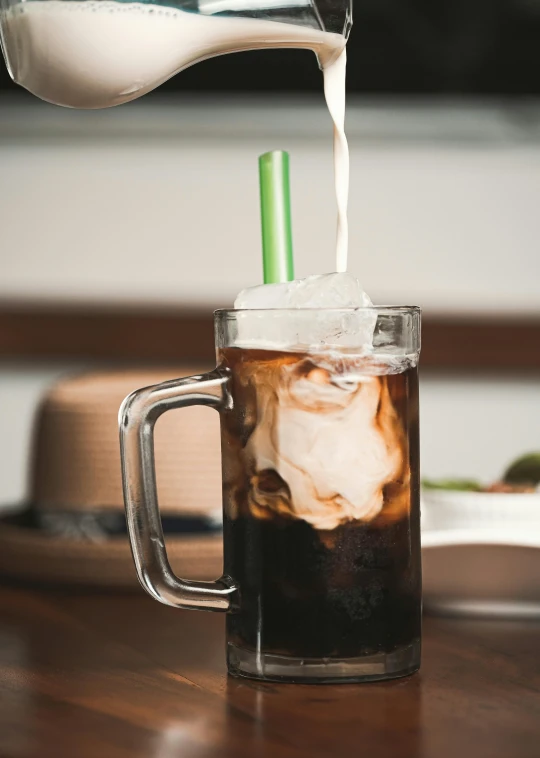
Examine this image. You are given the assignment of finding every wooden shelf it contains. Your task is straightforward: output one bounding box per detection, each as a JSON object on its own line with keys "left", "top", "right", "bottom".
{"left": 0, "top": 301, "right": 539, "bottom": 371}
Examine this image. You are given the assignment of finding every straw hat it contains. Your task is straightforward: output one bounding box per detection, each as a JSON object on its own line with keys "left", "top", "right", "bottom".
{"left": 0, "top": 369, "right": 224, "bottom": 588}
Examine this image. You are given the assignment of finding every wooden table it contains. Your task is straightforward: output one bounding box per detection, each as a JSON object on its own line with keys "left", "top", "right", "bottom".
{"left": 0, "top": 585, "right": 539, "bottom": 758}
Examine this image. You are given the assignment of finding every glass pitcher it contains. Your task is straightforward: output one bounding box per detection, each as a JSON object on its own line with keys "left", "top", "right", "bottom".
{"left": 0, "top": 0, "right": 352, "bottom": 109}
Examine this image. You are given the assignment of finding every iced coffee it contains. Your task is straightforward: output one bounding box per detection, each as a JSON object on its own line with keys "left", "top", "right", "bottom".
{"left": 120, "top": 272, "right": 421, "bottom": 683}
{"left": 217, "top": 279, "right": 421, "bottom": 681}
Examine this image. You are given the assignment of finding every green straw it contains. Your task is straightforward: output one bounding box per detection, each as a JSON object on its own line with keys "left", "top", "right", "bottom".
{"left": 258, "top": 150, "right": 294, "bottom": 284}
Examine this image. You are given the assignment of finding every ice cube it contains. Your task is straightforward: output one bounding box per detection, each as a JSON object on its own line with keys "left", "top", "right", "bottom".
{"left": 234, "top": 273, "right": 372, "bottom": 310}
{"left": 233, "top": 273, "right": 376, "bottom": 353}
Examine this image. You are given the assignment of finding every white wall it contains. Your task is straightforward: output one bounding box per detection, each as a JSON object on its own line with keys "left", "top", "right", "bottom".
{"left": 421, "top": 375, "right": 540, "bottom": 481}
{"left": 0, "top": 364, "right": 87, "bottom": 506}
{"left": 1, "top": 98, "right": 539, "bottom": 314}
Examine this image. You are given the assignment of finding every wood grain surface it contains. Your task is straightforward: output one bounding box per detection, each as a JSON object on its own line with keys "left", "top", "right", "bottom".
{"left": 1, "top": 301, "right": 540, "bottom": 371}
{"left": 0, "top": 585, "right": 539, "bottom": 758}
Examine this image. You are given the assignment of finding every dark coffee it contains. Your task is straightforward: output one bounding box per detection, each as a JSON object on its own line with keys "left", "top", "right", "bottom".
{"left": 219, "top": 347, "right": 421, "bottom": 676}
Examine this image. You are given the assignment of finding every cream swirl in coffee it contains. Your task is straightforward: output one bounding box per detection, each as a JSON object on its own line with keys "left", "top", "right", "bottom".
{"left": 237, "top": 354, "right": 407, "bottom": 530}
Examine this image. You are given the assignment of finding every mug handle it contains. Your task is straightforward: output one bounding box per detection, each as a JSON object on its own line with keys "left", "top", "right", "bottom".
{"left": 119, "top": 370, "right": 237, "bottom": 612}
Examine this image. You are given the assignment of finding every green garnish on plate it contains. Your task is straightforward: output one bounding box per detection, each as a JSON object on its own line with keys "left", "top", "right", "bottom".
{"left": 422, "top": 479, "right": 482, "bottom": 492}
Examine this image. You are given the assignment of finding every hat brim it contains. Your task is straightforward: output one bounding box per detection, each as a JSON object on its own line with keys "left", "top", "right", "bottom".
{"left": 0, "top": 516, "right": 223, "bottom": 589}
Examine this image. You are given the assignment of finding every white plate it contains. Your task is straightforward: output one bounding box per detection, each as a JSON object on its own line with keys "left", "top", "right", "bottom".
{"left": 421, "top": 489, "right": 540, "bottom": 532}
{"left": 422, "top": 529, "right": 540, "bottom": 618}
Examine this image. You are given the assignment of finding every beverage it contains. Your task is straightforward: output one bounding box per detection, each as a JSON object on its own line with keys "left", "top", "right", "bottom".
{"left": 219, "top": 345, "right": 421, "bottom": 678}
{"left": 0, "top": 0, "right": 349, "bottom": 269}
{"left": 119, "top": 304, "right": 421, "bottom": 682}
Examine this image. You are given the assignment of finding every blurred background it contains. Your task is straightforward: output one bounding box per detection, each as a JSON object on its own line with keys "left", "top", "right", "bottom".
{"left": 1, "top": 0, "right": 540, "bottom": 510}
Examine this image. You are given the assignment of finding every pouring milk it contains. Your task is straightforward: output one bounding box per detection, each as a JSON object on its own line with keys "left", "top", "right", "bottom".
{"left": 0, "top": 0, "right": 350, "bottom": 270}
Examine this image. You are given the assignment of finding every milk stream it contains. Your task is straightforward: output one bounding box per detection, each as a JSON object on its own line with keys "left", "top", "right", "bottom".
{"left": 322, "top": 49, "right": 348, "bottom": 272}
{"left": 1, "top": 0, "right": 349, "bottom": 271}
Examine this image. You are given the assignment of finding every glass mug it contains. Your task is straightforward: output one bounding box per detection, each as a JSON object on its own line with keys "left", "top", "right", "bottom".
{"left": 119, "top": 307, "right": 421, "bottom": 683}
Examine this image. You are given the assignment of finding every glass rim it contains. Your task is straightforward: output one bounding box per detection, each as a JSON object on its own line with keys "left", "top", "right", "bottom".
{"left": 215, "top": 305, "right": 421, "bottom": 317}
